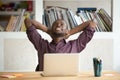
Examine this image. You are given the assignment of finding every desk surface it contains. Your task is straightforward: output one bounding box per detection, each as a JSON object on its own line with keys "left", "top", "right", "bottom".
{"left": 0, "top": 71, "right": 120, "bottom": 80}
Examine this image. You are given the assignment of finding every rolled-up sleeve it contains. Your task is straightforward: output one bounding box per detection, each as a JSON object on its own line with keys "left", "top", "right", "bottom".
{"left": 76, "top": 26, "right": 95, "bottom": 52}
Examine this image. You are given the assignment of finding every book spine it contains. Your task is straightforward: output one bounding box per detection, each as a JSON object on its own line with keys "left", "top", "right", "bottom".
{"left": 14, "top": 9, "right": 26, "bottom": 31}
{"left": 27, "top": 1, "right": 33, "bottom": 11}
{"left": 77, "top": 7, "right": 97, "bottom": 13}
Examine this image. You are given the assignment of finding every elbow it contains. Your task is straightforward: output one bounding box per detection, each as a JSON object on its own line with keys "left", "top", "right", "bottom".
{"left": 24, "top": 18, "right": 32, "bottom": 29}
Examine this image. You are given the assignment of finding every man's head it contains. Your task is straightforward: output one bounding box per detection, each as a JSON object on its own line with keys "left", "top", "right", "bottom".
{"left": 51, "top": 19, "right": 68, "bottom": 38}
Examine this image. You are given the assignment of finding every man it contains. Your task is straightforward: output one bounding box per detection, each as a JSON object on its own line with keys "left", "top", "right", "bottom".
{"left": 24, "top": 18, "right": 96, "bottom": 71}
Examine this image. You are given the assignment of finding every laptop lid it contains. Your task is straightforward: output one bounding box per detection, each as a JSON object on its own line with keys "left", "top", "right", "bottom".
{"left": 43, "top": 53, "right": 79, "bottom": 76}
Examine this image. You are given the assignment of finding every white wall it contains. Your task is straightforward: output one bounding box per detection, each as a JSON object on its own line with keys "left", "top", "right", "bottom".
{"left": 79, "top": 39, "right": 113, "bottom": 71}
{"left": 0, "top": 37, "right": 4, "bottom": 71}
{"left": 113, "top": 0, "right": 120, "bottom": 72}
{"left": 2, "top": 38, "right": 113, "bottom": 72}
{"left": 4, "top": 39, "right": 38, "bottom": 72}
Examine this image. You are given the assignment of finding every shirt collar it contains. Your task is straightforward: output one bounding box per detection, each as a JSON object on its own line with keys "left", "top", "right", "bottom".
{"left": 50, "top": 39, "right": 66, "bottom": 45}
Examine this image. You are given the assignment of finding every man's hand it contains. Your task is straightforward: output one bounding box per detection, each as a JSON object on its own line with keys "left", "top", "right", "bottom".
{"left": 89, "top": 20, "right": 97, "bottom": 28}
{"left": 24, "top": 18, "right": 32, "bottom": 28}
{"left": 64, "top": 30, "right": 70, "bottom": 39}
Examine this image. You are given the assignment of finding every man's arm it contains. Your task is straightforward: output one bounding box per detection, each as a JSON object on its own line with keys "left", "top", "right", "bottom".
{"left": 64, "top": 20, "right": 96, "bottom": 39}
{"left": 31, "top": 19, "right": 49, "bottom": 33}
{"left": 69, "top": 20, "right": 96, "bottom": 36}
{"left": 24, "top": 18, "right": 49, "bottom": 34}
{"left": 24, "top": 18, "right": 49, "bottom": 50}
{"left": 69, "top": 20, "right": 96, "bottom": 52}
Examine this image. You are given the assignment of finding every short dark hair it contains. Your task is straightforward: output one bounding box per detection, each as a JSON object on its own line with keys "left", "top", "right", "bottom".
{"left": 52, "top": 19, "right": 68, "bottom": 29}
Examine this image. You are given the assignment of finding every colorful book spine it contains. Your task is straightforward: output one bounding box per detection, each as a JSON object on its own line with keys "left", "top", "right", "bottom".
{"left": 77, "top": 7, "right": 97, "bottom": 13}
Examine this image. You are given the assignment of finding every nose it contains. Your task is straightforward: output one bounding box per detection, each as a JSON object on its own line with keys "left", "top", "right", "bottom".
{"left": 57, "top": 23, "right": 61, "bottom": 27}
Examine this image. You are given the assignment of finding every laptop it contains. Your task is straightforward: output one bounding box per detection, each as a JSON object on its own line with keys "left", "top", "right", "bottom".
{"left": 42, "top": 53, "right": 79, "bottom": 77}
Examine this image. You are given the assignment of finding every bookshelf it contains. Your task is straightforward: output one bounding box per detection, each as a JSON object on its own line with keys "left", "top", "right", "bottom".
{"left": 0, "top": 0, "right": 113, "bottom": 38}
{"left": 0, "top": 0, "right": 42, "bottom": 37}
{"left": 0, "top": 0, "right": 35, "bottom": 32}
{"left": 43, "top": 0, "right": 113, "bottom": 39}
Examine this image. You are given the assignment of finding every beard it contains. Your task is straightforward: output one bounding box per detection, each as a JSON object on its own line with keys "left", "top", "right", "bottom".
{"left": 52, "top": 32, "right": 66, "bottom": 38}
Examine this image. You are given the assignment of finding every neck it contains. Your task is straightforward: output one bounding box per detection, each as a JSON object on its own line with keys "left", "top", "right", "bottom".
{"left": 52, "top": 37, "right": 64, "bottom": 44}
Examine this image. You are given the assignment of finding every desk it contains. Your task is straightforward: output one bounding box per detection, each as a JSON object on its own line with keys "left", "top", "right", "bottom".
{"left": 0, "top": 71, "right": 120, "bottom": 80}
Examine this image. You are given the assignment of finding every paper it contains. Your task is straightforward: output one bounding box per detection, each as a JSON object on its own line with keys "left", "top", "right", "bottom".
{"left": 104, "top": 74, "right": 114, "bottom": 76}
{"left": 0, "top": 74, "right": 23, "bottom": 79}
{"left": 0, "top": 74, "right": 16, "bottom": 79}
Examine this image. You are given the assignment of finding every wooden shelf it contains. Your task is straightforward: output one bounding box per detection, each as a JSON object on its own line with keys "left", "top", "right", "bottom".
{"left": 0, "top": 11, "right": 35, "bottom": 16}
{"left": 66, "top": 32, "right": 113, "bottom": 41}
{"left": 0, "top": 32, "right": 113, "bottom": 40}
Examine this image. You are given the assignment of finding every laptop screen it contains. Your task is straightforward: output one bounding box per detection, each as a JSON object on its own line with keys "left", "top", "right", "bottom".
{"left": 43, "top": 53, "right": 79, "bottom": 76}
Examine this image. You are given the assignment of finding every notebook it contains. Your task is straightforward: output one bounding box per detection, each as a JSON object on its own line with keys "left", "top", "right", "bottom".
{"left": 42, "top": 53, "right": 79, "bottom": 77}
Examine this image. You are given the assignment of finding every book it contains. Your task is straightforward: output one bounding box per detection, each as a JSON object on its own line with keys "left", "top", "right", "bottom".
{"left": 27, "top": 1, "right": 33, "bottom": 11}
{"left": 77, "top": 7, "right": 97, "bottom": 13}
{"left": 60, "top": 8, "right": 71, "bottom": 30}
{"left": 99, "top": 8, "right": 112, "bottom": 31}
{"left": 0, "top": 25, "right": 4, "bottom": 31}
{"left": 68, "top": 9, "right": 78, "bottom": 27}
{"left": 74, "top": 15, "right": 82, "bottom": 25}
{"left": 94, "top": 13, "right": 107, "bottom": 31}
{"left": 97, "top": 13, "right": 111, "bottom": 31}
{"left": 6, "top": 16, "right": 16, "bottom": 31}
{"left": 44, "top": 6, "right": 76, "bottom": 29}
{"left": 20, "top": 12, "right": 31, "bottom": 31}
{"left": 76, "top": 7, "right": 112, "bottom": 32}
{"left": 20, "top": 16, "right": 26, "bottom": 31}
{"left": 44, "top": 9, "right": 50, "bottom": 28}
{"left": 14, "top": 9, "right": 26, "bottom": 31}
{"left": 77, "top": 10, "right": 89, "bottom": 22}
{"left": 66, "top": 9, "right": 75, "bottom": 29}
{"left": 45, "top": 9, "right": 53, "bottom": 28}
{"left": 0, "top": 15, "right": 11, "bottom": 30}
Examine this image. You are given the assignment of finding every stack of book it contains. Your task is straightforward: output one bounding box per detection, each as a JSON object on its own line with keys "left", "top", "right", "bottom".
{"left": 43, "top": 6, "right": 78, "bottom": 30}
{"left": 76, "top": 8, "right": 112, "bottom": 32}
{"left": 0, "top": 1, "right": 33, "bottom": 12}
{"left": 0, "top": 9, "right": 32, "bottom": 32}
{"left": 5, "top": 9, "right": 26, "bottom": 31}
{"left": 43, "top": 6, "right": 112, "bottom": 32}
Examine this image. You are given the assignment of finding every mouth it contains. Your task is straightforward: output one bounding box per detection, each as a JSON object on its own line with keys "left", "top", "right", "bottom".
{"left": 56, "top": 27, "right": 61, "bottom": 31}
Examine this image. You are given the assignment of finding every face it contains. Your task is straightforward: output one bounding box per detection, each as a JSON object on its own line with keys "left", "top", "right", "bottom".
{"left": 51, "top": 19, "right": 67, "bottom": 37}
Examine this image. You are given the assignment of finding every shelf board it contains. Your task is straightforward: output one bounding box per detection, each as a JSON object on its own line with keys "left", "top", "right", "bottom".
{"left": 0, "top": 32, "right": 113, "bottom": 39}
{"left": 0, "top": 32, "right": 27, "bottom": 39}
{"left": 67, "top": 32, "right": 113, "bottom": 41}
{"left": 0, "top": 11, "right": 35, "bottom": 15}
{"left": 93, "top": 32, "right": 113, "bottom": 39}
